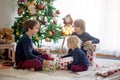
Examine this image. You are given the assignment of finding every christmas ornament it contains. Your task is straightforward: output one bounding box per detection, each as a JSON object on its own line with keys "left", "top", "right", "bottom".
{"left": 56, "top": 10, "right": 60, "bottom": 14}
{"left": 20, "top": 0, "right": 25, "bottom": 2}
{"left": 27, "top": 1, "right": 36, "bottom": 15}
{"left": 51, "top": 30, "right": 55, "bottom": 33}
{"left": 41, "top": 17, "right": 46, "bottom": 25}
{"left": 17, "top": 8, "right": 23, "bottom": 16}
{"left": 38, "top": 4, "right": 43, "bottom": 10}
{"left": 51, "top": 13, "right": 55, "bottom": 17}
{"left": 61, "top": 31, "right": 66, "bottom": 36}
{"left": 35, "top": 36, "right": 39, "bottom": 41}
{"left": 53, "top": 20, "right": 57, "bottom": 25}
{"left": 48, "top": 31, "right": 53, "bottom": 36}
{"left": 16, "top": 32, "right": 19, "bottom": 36}
{"left": 45, "top": 37, "right": 50, "bottom": 42}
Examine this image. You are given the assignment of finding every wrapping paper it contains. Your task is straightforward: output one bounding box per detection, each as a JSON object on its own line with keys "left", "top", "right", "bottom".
{"left": 56, "top": 57, "right": 73, "bottom": 70}
{"left": 83, "top": 44, "right": 96, "bottom": 66}
{"left": 96, "top": 62, "right": 120, "bottom": 77}
{"left": 42, "top": 61, "right": 56, "bottom": 72}
{"left": 86, "top": 51, "right": 96, "bottom": 66}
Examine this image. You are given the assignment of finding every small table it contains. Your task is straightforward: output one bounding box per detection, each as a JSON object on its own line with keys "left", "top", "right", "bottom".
{"left": 0, "top": 44, "right": 15, "bottom": 62}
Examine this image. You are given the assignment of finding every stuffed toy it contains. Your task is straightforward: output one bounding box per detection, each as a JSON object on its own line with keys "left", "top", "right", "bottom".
{"left": 0, "top": 27, "right": 14, "bottom": 44}
{"left": 0, "top": 27, "right": 14, "bottom": 60}
{"left": 62, "top": 14, "right": 74, "bottom": 36}
{"left": 0, "top": 29, "right": 5, "bottom": 44}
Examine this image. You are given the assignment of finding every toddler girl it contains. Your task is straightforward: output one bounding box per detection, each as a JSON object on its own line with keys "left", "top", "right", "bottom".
{"left": 61, "top": 35, "right": 89, "bottom": 72}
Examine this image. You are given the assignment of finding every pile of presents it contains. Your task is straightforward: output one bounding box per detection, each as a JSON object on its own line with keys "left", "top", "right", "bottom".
{"left": 36, "top": 44, "right": 96, "bottom": 72}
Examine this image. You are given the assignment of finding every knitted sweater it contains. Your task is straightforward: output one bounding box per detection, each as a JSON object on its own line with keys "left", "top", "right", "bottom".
{"left": 15, "top": 34, "right": 42, "bottom": 64}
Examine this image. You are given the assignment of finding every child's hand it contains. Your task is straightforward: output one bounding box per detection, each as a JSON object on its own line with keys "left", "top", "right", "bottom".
{"left": 83, "top": 41, "right": 92, "bottom": 46}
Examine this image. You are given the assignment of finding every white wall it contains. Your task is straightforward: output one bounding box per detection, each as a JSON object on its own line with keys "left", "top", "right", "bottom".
{"left": 0, "top": 0, "right": 17, "bottom": 27}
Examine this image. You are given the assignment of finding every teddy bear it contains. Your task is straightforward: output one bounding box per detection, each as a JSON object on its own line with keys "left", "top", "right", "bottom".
{"left": 0, "top": 27, "right": 14, "bottom": 44}
{"left": 0, "top": 27, "right": 14, "bottom": 60}
{"left": 62, "top": 14, "right": 74, "bottom": 36}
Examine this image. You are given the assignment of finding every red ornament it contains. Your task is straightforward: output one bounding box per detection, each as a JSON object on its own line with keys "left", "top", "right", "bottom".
{"left": 42, "top": 17, "right": 46, "bottom": 25}
{"left": 21, "top": 0, "right": 25, "bottom": 2}
{"left": 17, "top": 8, "right": 22, "bottom": 15}
{"left": 52, "top": 30, "right": 55, "bottom": 33}
{"left": 53, "top": 20, "right": 57, "bottom": 25}
{"left": 56, "top": 10, "right": 60, "bottom": 14}
{"left": 51, "top": 13, "right": 55, "bottom": 17}
{"left": 38, "top": 4, "right": 43, "bottom": 10}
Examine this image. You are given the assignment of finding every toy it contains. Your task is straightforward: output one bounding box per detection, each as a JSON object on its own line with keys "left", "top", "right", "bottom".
{"left": 0, "top": 27, "right": 14, "bottom": 44}
{"left": 26, "top": 1, "right": 36, "bottom": 15}
{"left": 0, "top": 27, "right": 14, "bottom": 60}
{"left": 62, "top": 14, "right": 74, "bottom": 36}
{"left": 60, "top": 14, "right": 74, "bottom": 56}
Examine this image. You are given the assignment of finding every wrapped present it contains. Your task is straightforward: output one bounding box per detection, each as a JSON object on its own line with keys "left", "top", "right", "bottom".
{"left": 86, "top": 51, "right": 96, "bottom": 66}
{"left": 56, "top": 57, "right": 73, "bottom": 70}
{"left": 96, "top": 62, "right": 120, "bottom": 77}
{"left": 42, "top": 60, "right": 56, "bottom": 72}
{"left": 35, "top": 48, "right": 54, "bottom": 61}
{"left": 50, "top": 48, "right": 68, "bottom": 54}
{"left": 35, "top": 48, "right": 47, "bottom": 54}
{"left": 83, "top": 44, "right": 96, "bottom": 52}
{"left": 83, "top": 44, "right": 96, "bottom": 66}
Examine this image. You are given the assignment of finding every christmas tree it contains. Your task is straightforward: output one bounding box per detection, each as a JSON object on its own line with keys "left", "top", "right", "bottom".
{"left": 11, "top": 0, "right": 62, "bottom": 47}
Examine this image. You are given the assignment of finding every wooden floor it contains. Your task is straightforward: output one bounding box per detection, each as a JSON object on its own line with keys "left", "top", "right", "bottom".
{"left": 96, "top": 53, "right": 120, "bottom": 60}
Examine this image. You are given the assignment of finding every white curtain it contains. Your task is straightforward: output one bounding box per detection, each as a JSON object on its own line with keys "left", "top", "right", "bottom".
{"left": 53, "top": 0, "right": 120, "bottom": 56}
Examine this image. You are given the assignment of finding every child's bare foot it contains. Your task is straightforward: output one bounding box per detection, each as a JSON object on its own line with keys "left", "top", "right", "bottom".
{"left": 30, "top": 68, "right": 35, "bottom": 72}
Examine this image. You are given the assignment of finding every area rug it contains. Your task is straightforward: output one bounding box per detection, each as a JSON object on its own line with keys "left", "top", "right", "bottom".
{"left": 0, "top": 58, "right": 120, "bottom": 80}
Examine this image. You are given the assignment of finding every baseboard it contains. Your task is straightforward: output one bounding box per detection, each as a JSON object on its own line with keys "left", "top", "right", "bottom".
{"left": 96, "top": 53, "right": 120, "bottom": 60}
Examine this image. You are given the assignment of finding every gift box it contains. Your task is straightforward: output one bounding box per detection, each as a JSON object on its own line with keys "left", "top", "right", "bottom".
{"left": 83, "top": 44, "right": 96, "bottom": 66}
{"left": 56, "top": 57, "right": 73, "bottom": 70}
{"left": 42, "top": 60, "right": 56, "bottom": 72}
{"left": 96, "top": 62, "right": 120, "bottom": 77}
{"left": 86, "top": 51, "right": 96, "bottom": 66}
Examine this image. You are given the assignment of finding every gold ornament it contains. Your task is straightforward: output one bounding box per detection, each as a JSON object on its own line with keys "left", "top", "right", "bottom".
{"left": 45, "top": 37, "right": 50, "bottom": 42}
{"left": 16, "top": 32, "right": 19, "bottom": 36}
{"left": 35, "top": 36, "right": 39, "bottom": 41}
{"left": 48, "top": 31, "right": 52, "bottom": 36}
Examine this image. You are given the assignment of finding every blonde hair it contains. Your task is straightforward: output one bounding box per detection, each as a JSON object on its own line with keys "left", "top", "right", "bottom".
{"left": 67, "top": 35, "right": 82, "bottom": 49}
{"left": 74, "top": 19, "right": 86, "bottom": 32}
